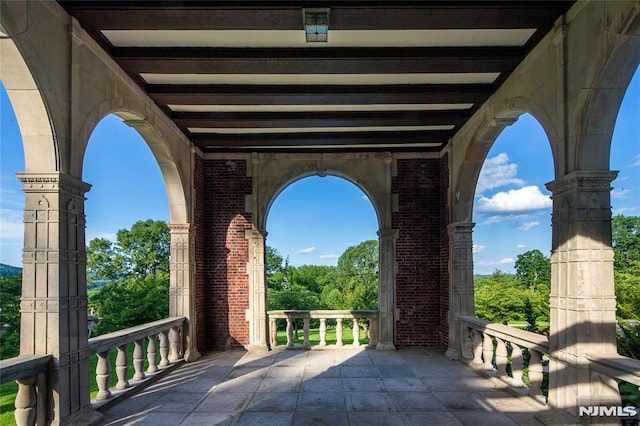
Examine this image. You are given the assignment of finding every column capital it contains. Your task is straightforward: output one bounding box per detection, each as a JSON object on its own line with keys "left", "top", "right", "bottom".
{"left": 545, "top": 170, "right": 618, "bottom": 196}
{"left": 168, "top": 223, "right": 191, "bottom": 234}
{"left": 246, "top": 228, "right": 267, "bottom": 240}
{"left": 377, "top": 228, "right": 398, "bottom": 240}
{"left": 17, "top": 172, "right": 91, "bottom": 196}
{"left": 447, "top": 222, "right": 475, "bottom": 234}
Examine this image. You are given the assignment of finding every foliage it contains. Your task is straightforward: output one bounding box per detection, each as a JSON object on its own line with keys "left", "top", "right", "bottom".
{"left": 0, "top": 263, "right": 22, "bottom": 276}
{"left": 617, "top": 322, "right": 640, "bottom": 360}
{"left": 88, "top": 220, "right": 170, "bottom": 335}
{"left": 615, "top": 260, "right": 640, "bottom": 320}
{"left": 0, "top": 274, "right": 21, "bottom": 359}
{"left": 515, "top": 249, "right": 550, "bottom": 288}
{"left": 330, "top": 240, "right": 379, "bottom": 310}
{"left": 612, "top": 215, "right": 640, "bottom": 270}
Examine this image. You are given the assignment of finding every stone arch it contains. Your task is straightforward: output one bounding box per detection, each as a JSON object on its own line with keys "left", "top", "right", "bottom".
{"left": 77, "top": 105, "right": 188, "bottom": 224}
{"left": 0, "top": 37, "right": 59, "bottom": 173}
{"left": 452, "top": 100, "right": 558, "bottom": 224}
{"left": 262, "top": 171, "right": 383, "bottom": 233}
{"left": 575, "top": 12, "right": 640, "bottom": 171}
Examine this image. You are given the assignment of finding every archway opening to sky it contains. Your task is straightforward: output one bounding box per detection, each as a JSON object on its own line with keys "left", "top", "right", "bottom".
{"left": 0, "top": 82, "right": 25, "bottom": 269}
{"left": 609, "top": 65, "right": 640, "bottom": 325}
{"left": 83, "top": 114, "right": 170, "bottom": 335}
{"left": 472, "top": 113, "right": 554, "bottom": 331}
{"left": 265, "top": 175, "right": 379, "bottom": 344}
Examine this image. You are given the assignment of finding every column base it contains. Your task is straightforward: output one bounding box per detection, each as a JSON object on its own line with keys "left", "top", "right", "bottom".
{"left": 64, "top": 406, "right": 104, "bottom": 426}
{"left": 376, "top": 341, "right": 396, "bottom": 351}
{"left": 246, "top": 342, "right": 270, "bottom": 352}
{"left": 445, "top": 347, "right": 460, "bottom": 360}
{"left": 184, "top": 348, "right": 202, "bottom": 362}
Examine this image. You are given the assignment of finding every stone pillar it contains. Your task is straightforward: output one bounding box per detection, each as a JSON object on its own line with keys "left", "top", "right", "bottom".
{"left": 445, "top": 222, "right": 475, "bottom": 360}
{"left": 17, "top": 172, "right": 102, "bottom": 425}
{"left": 545, "top": 171, "right": 620, "bottom": 418}
{"left": 168, "top": 224, "right": 200, "bottom": 362}
{"left": 245, "top": 229, "right": 269, "bottom": 351}
{"left": 377, "top": 228, "right": 397, "bottom": 350}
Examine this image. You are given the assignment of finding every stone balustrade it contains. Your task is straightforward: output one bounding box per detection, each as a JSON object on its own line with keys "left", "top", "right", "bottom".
{"left": 267, "top": 310, "right": 379, "bottom": 349}
{"left": 460, "top": 316, "right": 549, "bottom": 403}
{"left": 88, "top": 317, "right": 186, "bottom": 402}
{"left": 0, "top": 355, "right": 52, "bottom": 426}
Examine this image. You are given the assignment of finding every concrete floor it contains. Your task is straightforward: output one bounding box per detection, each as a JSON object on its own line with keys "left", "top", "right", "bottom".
{"left": 98, "top": 347, "right": 544, "bottom": 425}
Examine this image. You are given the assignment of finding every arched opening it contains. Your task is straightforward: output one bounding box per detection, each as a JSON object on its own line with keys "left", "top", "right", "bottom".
{"left": 82, "top": 113, "right": 170, "bottom": 335}
{"left": 0, "top": 82, "right": 25, "bottom": 363}
{"left": 472, "top": 113, "right": 554, "bottom": 333}
{"left": 265, "top": 175, "right": 379, "bottom": 347}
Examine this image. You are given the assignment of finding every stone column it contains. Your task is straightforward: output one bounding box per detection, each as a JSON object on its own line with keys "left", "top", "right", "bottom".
{"left": 17, "top": 172, "right": 102, "bottom": 425}
{"left": 377, "top": 228, "right": 397, "bottom": 350}
{"left": 168, "top": 224, "right": 201, "bottom": 362}
{"left": 245, "top": 229, "right": 269, "bottom": 351}
{"left": 545, "top": 171, "right": 620, "bottom": 418}
{"left": 445, "top": 222, "right": 475, "bottom": 360}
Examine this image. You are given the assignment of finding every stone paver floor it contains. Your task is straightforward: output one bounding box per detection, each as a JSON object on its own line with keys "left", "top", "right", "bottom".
{"left": 98, "top": 348, "right": 543, "bottom": 425}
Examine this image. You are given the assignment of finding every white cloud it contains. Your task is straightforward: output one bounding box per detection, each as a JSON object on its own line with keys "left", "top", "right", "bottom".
{"left": 631, "top": 154, "right": 640, "bottom": 167}
{"left": 517, "top": 244, "right": 527, "bottom": 249}
{"left": 297, "top": 246, "right": 316, "bottom": 254}
{"left": 476, "top": 153, "right": 524, "bottom": 194}
{"left": 517, "top": 221, "right": 540, "bottom": 231}
{"left": 473, "top": 244, "right": 486, "bottom": 253}
{"left": 476, "top": 185, "right": 551, "bottom": 214}
{"left": 613, "top": 206, "right": 638, "bottom": 215}
{"left": 0, "top": 209, "right": 24, "bottom": 240}
{"left": 611, "top": 188, "right": 631, "bottom": 199}
{"left": 319, "top": 253, "right": 338, "bottom": 259}
{"left": 477, "top": 258, "right": 515, "bottom": 267}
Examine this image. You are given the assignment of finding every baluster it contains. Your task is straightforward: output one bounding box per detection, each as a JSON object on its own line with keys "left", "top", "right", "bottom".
{"left": 14, "top": 375, "right": 36, "bottom": 426}
{"left": 336, "top": 318, "right": 344, "bottom": 346}
{"left": 510, "top": 343, "right": 525, "bottom": 387}
{"left": 147, "top": 335, "right": 159, "bottom": 373}
{"left": 494, "top": 338, "right": 508, "bottom": 379}
{"left": 319, "top": 318, "right": 327, "bottom": 346}
{"left": 368, "top": 316, "right": 379, "bottom": 347}
{"left": 472, "top": 330, "right": 484, "bottom": 365}
{"left": 461, "top": 327, "right": 473, "bottom": 359}
{"left": 528, "top": 349, "right": 544, "bottom": 399}
{"left": 269, "top": 317, "right": 277, "bottom": 348}
{"left": 303, "top": 317, "right": 310, "bottom": 348}
{"left": 133, "top": 339, "right": 146, "bottom": 380}
{"left": 36, "top": 370, "right": 47, "bottom": 426}
{"left": 352, "top": 318, "right": 360, "bottom": 346}
{"left": 482, "top": 333, "right": 494, "bottom": 371}
{"left": 159, "top": 331, "right": 170, "bottom": 367}
{"left": 96, "top": 350, "right": 112, "bottom": 400}
{"left": 286, "top": 318, "right": 294, "bottom": 347}
{"left": 116, "top": 344, "right": 130, "bottom": 390}
{"left": 169, "top": 326, "right": 181, "bottom": 362}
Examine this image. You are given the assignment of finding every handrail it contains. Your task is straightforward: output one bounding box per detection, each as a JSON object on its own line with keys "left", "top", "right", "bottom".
{"left": 460, "top": 316, "right": 549, "bottom": 352}
{"left": 268, "top": 310, "right": 378, "bottom": 319}
{"left": 88, "top": 316, "right": 185, "bottom": 354}
{"left": 587, "top": 353, "right": 640, "bottom": 386}
{"left": 0, "top": 355, "right": 52, "bottom": 384}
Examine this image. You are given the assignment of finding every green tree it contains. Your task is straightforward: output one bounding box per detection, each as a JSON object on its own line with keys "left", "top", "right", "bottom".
{"left": 615, "top": 259, "right": 640, "bottom": 319}
{"left": 612, "top": 215, "right": 640, "bottom": 270}
{"left": 331, "top": 240, "right": 379, "bottom": 310}
{"left": 514, "top": 249, "right": 550, "bottom": 288}
{"left": 88, "top": 220, "right": 170, "bottom": 334}
{"left": 0, "top": 274, "right": 21, "bottom": 359}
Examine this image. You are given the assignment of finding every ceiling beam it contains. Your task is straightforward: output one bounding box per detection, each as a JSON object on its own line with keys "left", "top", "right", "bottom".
{"left": 149, "top": 84, "right": 493, "bottom": 106}
{"left": 172, "top": 110, "right": 469, "bottom": 129}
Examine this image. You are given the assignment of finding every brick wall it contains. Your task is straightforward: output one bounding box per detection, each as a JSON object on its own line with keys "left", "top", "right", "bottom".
{"left": 392, "top": 158, "right": 448, "bottom": 347}
{"left": 193, "top": 154, "right": 206, "bottom": 349}
{"left": 439, "top": 153, "right": 450, "bottom": 347}
{"left": 202, "top": 159, "right": 252, "bottom": 349}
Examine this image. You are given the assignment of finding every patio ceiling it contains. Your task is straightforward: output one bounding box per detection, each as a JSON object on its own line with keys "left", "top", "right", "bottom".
{"left": 59, "top": 1, "right": 574, "bottom": 153}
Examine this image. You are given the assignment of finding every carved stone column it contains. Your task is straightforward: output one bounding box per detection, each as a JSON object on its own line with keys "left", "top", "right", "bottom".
{"left": 245, "top": 229, "right": 269, "bottom": 351}
{"left": 168, "top": 224, "right": 200, "bottom": 362}
{"left": 377, "top": 228, "right": 397, "bottom": 350}
{"left": 445, "top": 222, "right": 475, "bottom": 360}
{"left": 545, "top": 171, "right": 620, "bottom": 417}
{"left": 17, "top": 172, "right": 102, "bottom": 425}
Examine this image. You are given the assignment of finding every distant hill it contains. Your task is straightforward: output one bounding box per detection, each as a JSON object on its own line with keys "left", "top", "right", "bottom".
{"left": 0, "top": 263, "right": 22, "bottom": 276}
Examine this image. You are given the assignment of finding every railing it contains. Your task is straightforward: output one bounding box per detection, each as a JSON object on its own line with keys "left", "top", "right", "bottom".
{"left": 0, "top": 355, "right": 52, "bottom": 426}
{"left": 460, "top": 316, "right": 549, "bottom": 403}
{"left": 267, "top": 310, "right": 379, "bottom": 349}
{"left": 88, "top": 317, "right": 186, "bottom": 402}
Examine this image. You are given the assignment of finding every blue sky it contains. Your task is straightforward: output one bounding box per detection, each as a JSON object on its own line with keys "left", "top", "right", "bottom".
{"left": 1, "top": 68, "right": 638, "bottom": 274}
